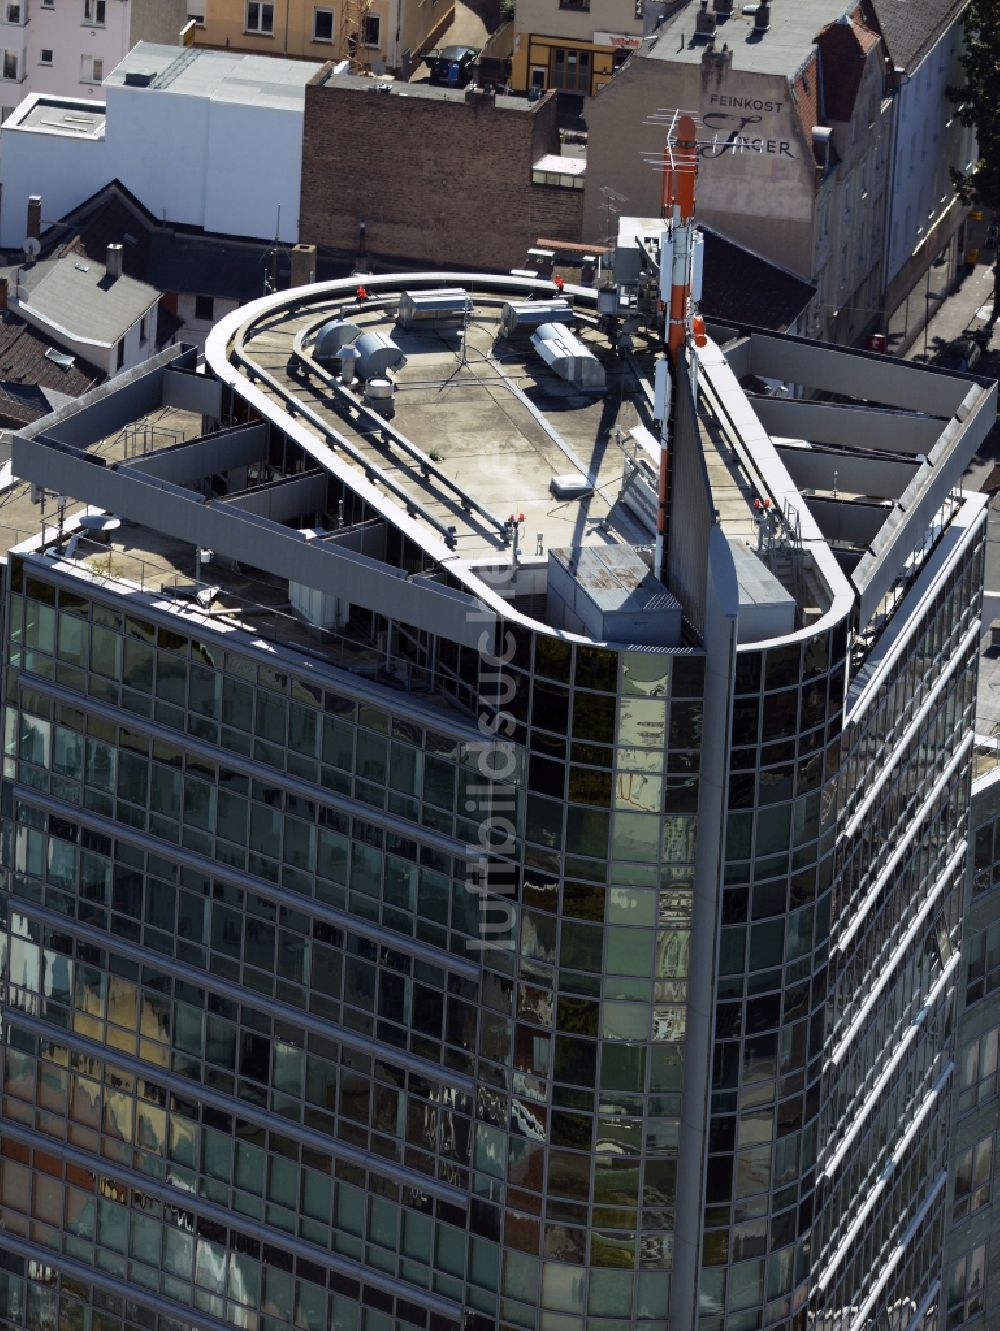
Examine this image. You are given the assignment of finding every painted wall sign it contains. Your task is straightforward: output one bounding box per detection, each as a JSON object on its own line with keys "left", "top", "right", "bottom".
{"left": 700, "top": 93, "right": 794, "bottom": 158}
{"left": 708, "top": 92, "right": 784, "bottom": 112}
{"left": 593, "top": 30, "right": 643, "bottom": 49}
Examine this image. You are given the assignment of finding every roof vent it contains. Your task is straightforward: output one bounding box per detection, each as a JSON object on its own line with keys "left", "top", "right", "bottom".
{"left": 550, "top": 473, "right": 593, "bottom": 500}
{"left": 809, "top": 127, "right": 830, "bottom": 161}
{"left": 713, "top": 0, "right": 732, "bottom": 14}
{"left": 45, "top": 347, "right": 76, "bottom": 370}
{"left": 812, "top": 125, "right": 832, "bottom": 171}
{"left": 695, "top": 0, "right": 717, "bottom": 38}
{"left": 26, "top": 195, "right": 41, "bottom": 242}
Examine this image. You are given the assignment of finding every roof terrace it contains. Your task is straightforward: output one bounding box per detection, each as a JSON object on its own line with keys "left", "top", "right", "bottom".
{"left": 5, "top": 271, "right": 996, "bottom": 671}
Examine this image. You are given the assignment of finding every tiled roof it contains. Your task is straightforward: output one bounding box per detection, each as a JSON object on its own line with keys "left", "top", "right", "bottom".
{"left": 57, "top": 181, "right": 299, "bottom": 302}
{"left": 0, "top": 314, "right": 103, "bottom": 425}
{"left": 791, "top": 53, "right": 822, "bottom": 165}
{"left": 870, "top": 0, "right": 966, "bottom": 71}
{"left": 816, "top": 9, "right": 882, "bottom": 122}
{"left": 63, "top": 188, "right": 154, "bottom": 280}
{"left": 699, "top": 225, "right": 816, "bottom": 330}
{"left": 22, "top": 257, "right": 159, "bottom": 348}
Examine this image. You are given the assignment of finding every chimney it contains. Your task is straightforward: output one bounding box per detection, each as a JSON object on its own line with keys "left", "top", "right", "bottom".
{"left": 106, "top": 243, "right": 124, "bottom": 278}
{"left": 812, "top": 126, "right": 832, "bottom": 174}
{"left": 754, "top": 1, "right": 770, "bottom": 31}
{"left": 26, "top": 195, "right": 41, "bottom": 242}
{"left": 291, "top": 242, "right": 317, "bottom": 287}
{"left": 695, "top": 0, "right": 717, "bottom": 37}
{"left": 713, "top": 0, "right": 732, "bottom": 15}
{"left": 0, "top": 277, "right": 8, "bottom": 313}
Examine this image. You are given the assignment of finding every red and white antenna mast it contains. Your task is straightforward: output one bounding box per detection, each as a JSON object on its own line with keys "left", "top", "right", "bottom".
{"left": 653, "top": 113, "right": 705, "bottom": 584}
{"left": 661, "top": 112, "right": 699, "bottom": 360}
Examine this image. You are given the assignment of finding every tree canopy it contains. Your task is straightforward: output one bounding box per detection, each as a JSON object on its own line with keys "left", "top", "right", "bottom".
{"left": 950, "top": 0, "right": 1000, "bottom": 315}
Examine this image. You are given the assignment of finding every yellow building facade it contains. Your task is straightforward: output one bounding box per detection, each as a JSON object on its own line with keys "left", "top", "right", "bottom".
{"left": 196, "top": 0, "right": 400, "bottom": 72}
{"left": 509, "top": 0, "right": 643, "bottom": 94}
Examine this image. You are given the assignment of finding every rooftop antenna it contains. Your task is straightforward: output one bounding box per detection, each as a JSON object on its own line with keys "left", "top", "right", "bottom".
{"left": 600, "top": 184, "right": 627, "bottom": 247}
{"left": 271, "top": 205, "right": 281, "bottom": 293}
{"left": 649, "top": 111, "right": 705, "bottom": 584}
{"left": 599, "top": 185, "right": 627, "bottom": 285}
{"left": 661, "top": 112, "right": 698, "bottom": 362}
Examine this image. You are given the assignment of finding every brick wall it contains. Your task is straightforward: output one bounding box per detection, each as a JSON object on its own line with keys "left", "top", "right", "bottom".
{"left": 300, "top": 78, "right": 583, "bottom": 270}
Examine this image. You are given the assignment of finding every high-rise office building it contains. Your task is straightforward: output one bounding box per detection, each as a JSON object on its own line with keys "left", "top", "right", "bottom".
{"left": 0, "top": 262, "right": 993, "bottom": 1331}
{"left": 944, "top": 761, "right": 1000, "bottom": 1330}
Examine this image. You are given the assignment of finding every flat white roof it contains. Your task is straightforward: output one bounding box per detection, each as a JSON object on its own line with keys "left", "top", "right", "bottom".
{"left": 106, "top": 43, "right": 323, "bottom": 109}
{"left": 533, "top": 154, "right": 586, "bottom": 176}
{"left": 9, "top": 95, "right": 106, "bottom": 137}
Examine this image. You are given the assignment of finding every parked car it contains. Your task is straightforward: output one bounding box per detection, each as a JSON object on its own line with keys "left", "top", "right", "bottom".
{"left": 426, "top": 45, "right": 480, "bottom": 87}
{"left": 938, "top": 332, "right": 985, "bottom": 372}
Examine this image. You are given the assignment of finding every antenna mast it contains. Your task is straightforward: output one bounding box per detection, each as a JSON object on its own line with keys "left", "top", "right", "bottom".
{"left": 653, "top": 112, "right": 702, "bottom": 584}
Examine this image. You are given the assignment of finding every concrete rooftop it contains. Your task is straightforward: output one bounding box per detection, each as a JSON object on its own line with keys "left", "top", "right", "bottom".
{"left": 5, "top": 270, "right": 995, "bottom": 660}
{"left": 645, "top": 0, "right": 856, "bottom": 76}
{"left": 317, "top": 71, "right": 532, "bottom": 111}
{"left": 240, "top": 287, "right": 649, "bottom": 562}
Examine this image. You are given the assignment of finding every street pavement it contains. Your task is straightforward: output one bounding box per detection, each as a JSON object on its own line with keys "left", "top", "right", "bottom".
{"left": 898, "top": 257, "right": 1000, "bottom": 605}
{"left": 904, "top": 261, "right": 997, "bottom": 373}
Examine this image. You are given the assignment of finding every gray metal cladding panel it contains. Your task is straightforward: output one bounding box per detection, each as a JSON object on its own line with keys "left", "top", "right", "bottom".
{"left": 747, "top": 332, "right": 970, "bottom": 418}
{"left": 162, "top": 367, "right": 224, "bottom": 418}
{"left": 125, "top": 422, "right": 269, "bottom": 483}
{"left": 751, "top": 396, "right": 945, "bottom": 455}
{"left": 666, "top": 356, "right": 713, "bottom": 636}
{"left": 11, "top": 436, "right": 493, "bottom": 646}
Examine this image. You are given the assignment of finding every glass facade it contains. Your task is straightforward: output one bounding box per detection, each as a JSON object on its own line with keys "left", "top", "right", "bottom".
{"left": 0, "top": 557, "right": 706, "bottom": 1331}
{"left": 700, "top": 624, "right": 847, "bottom": 1331}
{"left": 942, "top": 756, "right": 1000, "bottom": 1330}
{"left": 808, "top": 529, "right": 984, "bottom": 1331}
{"left": 0, "top": 414, "right": 987, "bottom": 1331}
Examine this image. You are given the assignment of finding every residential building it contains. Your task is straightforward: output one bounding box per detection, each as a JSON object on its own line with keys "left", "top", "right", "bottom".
{"left": 0, "top": 0, "right": 188, "bottom": 122}
{"left": 584, "top": 0, "right": 892, "bottom": 344}
{"left": 12, "top": 250, "right": 162, "bottom": 376}
{"left": 194, "top": 0, "right": 451, "bottom": 81}
{"left": 0, "top": 313, "right": 104, "bottom": 430}
{"left": 508, "top": 0, "right": 652, "bottom": 96}
{"left": 0, "top": 43, "right": 323, "bottom": 252}
{"left": 50, "top": 182, "right": 334, "bottom": 352}
{"left": 871, "top": 0, "right": 976, "bottom": 353}
{"left": 299, "top": 71, "right": 584, "bottom": 269}
{"left": 0, "top": 244, "right": 992, "bottom": 1331}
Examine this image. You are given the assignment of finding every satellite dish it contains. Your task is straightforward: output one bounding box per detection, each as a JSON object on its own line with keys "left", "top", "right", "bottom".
{"left": 23, "top": 236, "right": 40, "bottom": 262}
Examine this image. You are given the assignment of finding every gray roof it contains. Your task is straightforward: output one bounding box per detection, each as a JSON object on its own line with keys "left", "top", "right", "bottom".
{"left": 14, "top": 97, "right": 106, "bottom": 137}
{"left": 318, "top": 72, "right": 531, "bottom": 110}
{"left": 870, "top": 0, "right": 966, "bottom": 71}
{"left": 21, "top": 255, "right": 159, "bottom": 347}
{"left": 643, "top": 0, "right": 856, "bottom": 76}
{"left": 106, "top": 42, "right": 323, "bottom": 108}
